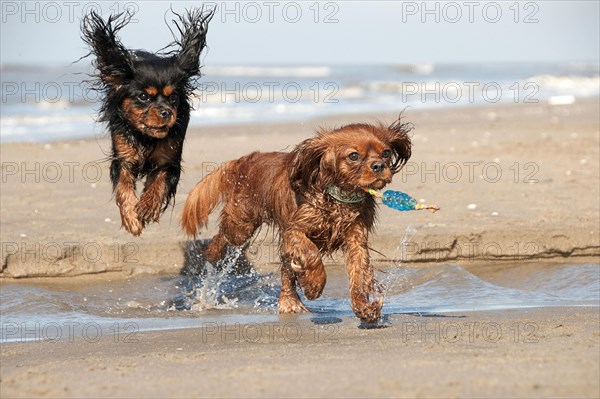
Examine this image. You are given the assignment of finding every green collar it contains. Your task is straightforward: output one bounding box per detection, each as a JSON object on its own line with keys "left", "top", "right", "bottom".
{"left": 326, "top": 185, "right": 366, "bottom": 204}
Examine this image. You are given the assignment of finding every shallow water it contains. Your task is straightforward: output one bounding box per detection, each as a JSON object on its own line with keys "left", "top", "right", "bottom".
{"left": 1, "top": 262, "right": 598, "bottom": 343}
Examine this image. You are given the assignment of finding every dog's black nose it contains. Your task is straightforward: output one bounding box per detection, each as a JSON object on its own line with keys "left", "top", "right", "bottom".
{"left": 159, "top": 108, "right": 173, "bottom": 120}
{"left": 371, "top": 161, "right": 385, "bottom": 173}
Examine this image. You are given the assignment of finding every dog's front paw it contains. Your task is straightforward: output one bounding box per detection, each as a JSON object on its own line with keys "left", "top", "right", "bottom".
{"left": 352, "top": 296, "right": 384, "bottom": 324}
{"left": 278, "top": 293, "right": 309, "bottom": 313}
{"left": 135, "top": 195, "right": 163, "bottom": 224}
{"left": 120, "top": 207, "right": 144, "bottom": 236}
{"left": 297, "top": 266, "right": 327, "bottom": 300}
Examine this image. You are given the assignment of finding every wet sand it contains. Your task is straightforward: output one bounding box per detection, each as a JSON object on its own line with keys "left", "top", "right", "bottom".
{"left": 1, "top": 307, "right": 599, "bottom": 398}
{"left": 1, "top": 100, "right": 599, "bottom": 397}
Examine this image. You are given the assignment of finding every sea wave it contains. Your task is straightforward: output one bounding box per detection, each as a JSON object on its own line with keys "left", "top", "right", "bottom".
{"left": 2, "top": 63, "right": 599, "bottom": 143}
{"left": 526, "top": 74, "right": 600, "bottom": 95}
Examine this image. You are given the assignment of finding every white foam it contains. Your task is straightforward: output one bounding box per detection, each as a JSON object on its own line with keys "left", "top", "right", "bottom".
{"left": 547, "top": 95, "right": 576, "bottom": 105}
{"left": 412, "top": 63, "right": 435, "bottom": 75}
{"left": 527, "top": 74, "right": 600, "bottom": 96}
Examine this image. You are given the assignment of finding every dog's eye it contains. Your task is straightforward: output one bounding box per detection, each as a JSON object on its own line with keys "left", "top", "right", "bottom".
{"left": 382, "top": 149, "right": 392, "bottom": 159}
{"left": 137, "top": 93, "right": 151, "bottom": 103}
{"left": 169, "top": 94, "right": 179, "bottom": 104}
{"left": 348, "top": 152, "right": 360, "bottom": 162}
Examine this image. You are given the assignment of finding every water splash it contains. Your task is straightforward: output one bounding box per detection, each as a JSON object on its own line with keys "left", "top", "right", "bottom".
{"left": 188, "top": 247, "right": 242, "bottom": 311}
{"left": 378, "top": 225, "right": 418, "bottom": 296}
{"left": 172, "top": 245, "right": 280, "bottom": 313}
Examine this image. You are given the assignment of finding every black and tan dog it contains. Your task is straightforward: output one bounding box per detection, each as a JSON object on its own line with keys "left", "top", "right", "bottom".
{"left": 82, "top": 8, "right": 214, "bottom": 236}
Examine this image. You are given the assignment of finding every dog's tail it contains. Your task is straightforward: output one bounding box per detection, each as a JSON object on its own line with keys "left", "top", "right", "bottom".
{"left": 181, "top": 160, "right": 238, "bottom": 236}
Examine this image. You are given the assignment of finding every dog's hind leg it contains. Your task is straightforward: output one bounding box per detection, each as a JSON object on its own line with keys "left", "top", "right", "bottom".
{"left": 204, "top": 198, "right": 261, "bottom": 264}
{"left": 204, "top": 232, "right": 229, "bottom": 264}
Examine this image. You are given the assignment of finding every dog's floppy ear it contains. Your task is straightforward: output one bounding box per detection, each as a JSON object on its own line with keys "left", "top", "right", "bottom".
{"left": 289, "top": 131, "right": 336, "bottom": 191}
{"left": 171, "top": 8, "right": 214, "bottom": 78}
{"left": 81, "top": 11, "right": 134, "bottom": 88}
{"left": 378, "top": 116, "right": 413, "bottom": 173}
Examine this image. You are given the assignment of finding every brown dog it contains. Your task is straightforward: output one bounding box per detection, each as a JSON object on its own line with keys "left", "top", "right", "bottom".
{"left": 181, "top": 119, "right": 412, "bottom": 323}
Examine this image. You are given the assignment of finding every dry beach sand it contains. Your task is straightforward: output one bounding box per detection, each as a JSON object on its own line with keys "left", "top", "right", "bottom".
{"left": 1, "top": 99, "right": 599, "bottom": 397}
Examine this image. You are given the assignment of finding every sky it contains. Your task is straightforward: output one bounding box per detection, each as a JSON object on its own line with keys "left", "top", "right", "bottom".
{"left": 1, "top": 1, "right": 599, "bottom": 66}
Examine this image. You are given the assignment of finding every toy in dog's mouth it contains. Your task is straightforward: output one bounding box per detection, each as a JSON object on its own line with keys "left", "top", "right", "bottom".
{"left": 365, "top": 188, "right": 440, "bottom": 213}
